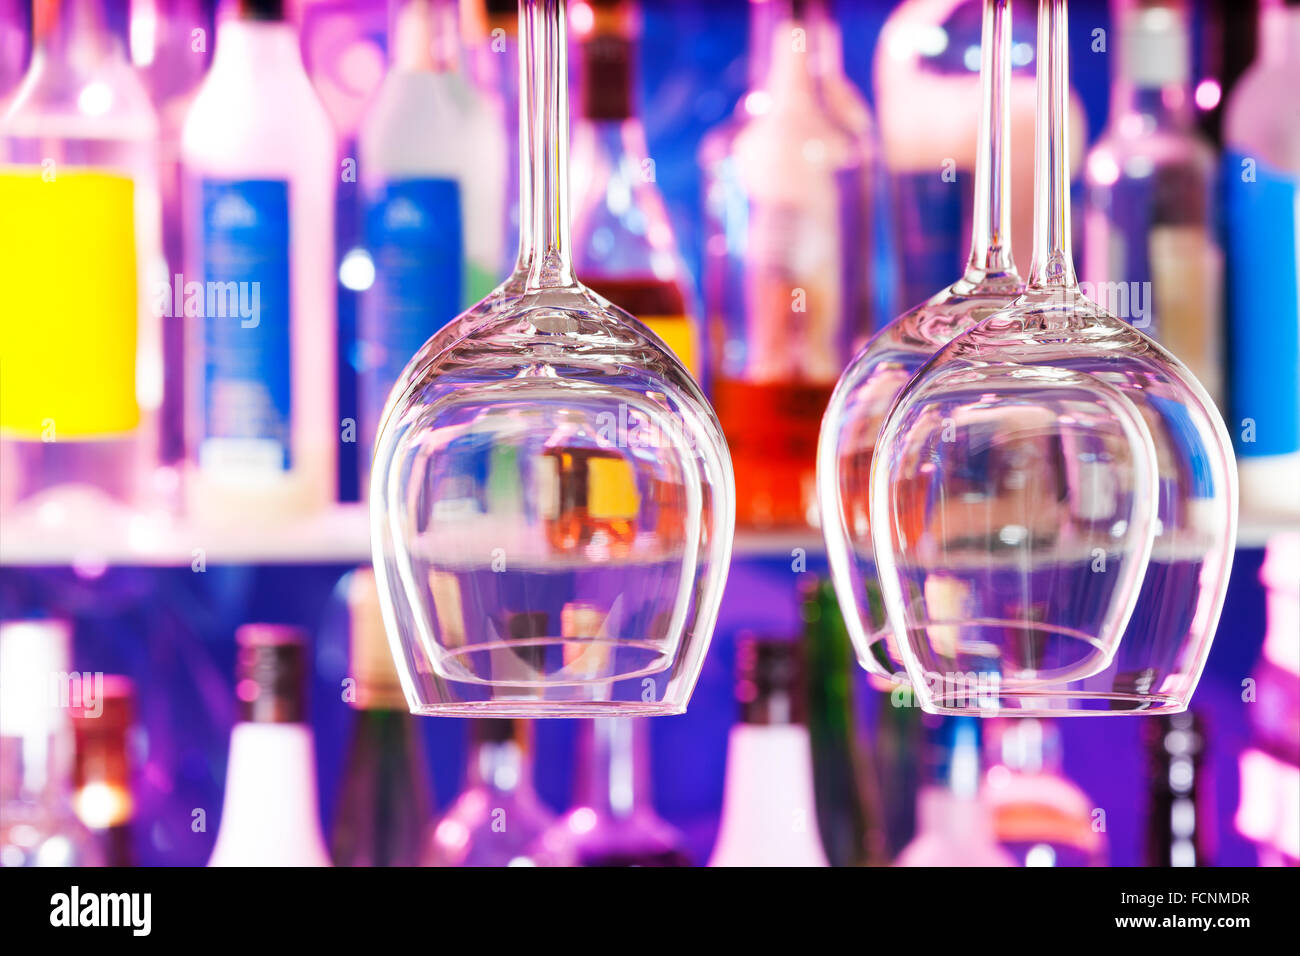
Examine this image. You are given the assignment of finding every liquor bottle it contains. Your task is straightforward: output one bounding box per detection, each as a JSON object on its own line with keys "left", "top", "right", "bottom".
{"left": 533, "top": 718, "right": 690, "bottom": 867}
{"left": 800, "top": 577, "right": 886, "bottom": 866}
{"left": 331, "top": 568, "right": 432, "bottom": 867}
{"left": 895, "top": 717, "right": 1015, "bottom": 867}
{"left": 209, "top": 624, "right": 331, "bottom": 866}
{"left": 357, "top": 0, "right": 506, "bottom": 478}
{"left": 0, "top": 0, "right": 163, "bottom": 529}
{"left": 1083, "top": 0, "right": 1223, "bottom": 408}
{"left": 873, "top": 676, "right": 924, "bottom": 858}
{"left": 0, "top": 620, "right": 102, "bottom": 867}
{"left": 133, "top": 0, "right": 216, "bottom": 466}
{"left": 709, "top": 637, "right": 829, "bottom": 867}
{"left": 1144, "top": 710, "right": 1213, "bottom": 866}
{"left": 71, "top": 676, "right": 137, "bottom": 867}
{"left": 570, "top": 0, "right": 702, "bottom": 380}
{"left": 181, "top": 0, "right": 337, "bottom": 522}
{"left": 426, "top": 719, "right": 554, "bottom": 866}
{"left": 984, "top": 718, "right": 1107, "bottom": 867}
{"left": 0, "top": 0, "right": 30, "bottom": 107}
{"left": 1222, "top": 0, "right": 1300, "bottom": 516}
{"left": 874, "top": 0, "right": 1085, "bottom": 311}
{"left": 700, "top": 0, "right": 879, "bottom": 528}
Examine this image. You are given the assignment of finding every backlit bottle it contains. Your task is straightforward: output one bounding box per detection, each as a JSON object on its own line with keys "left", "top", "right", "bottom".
{"left": 1084, "top": 0, "right": 1224, "bottom": 408}
{"left": 570, "top": 0, "right": 703, "bottom": 380}
{"left": 71, "top": 676, "right": 137, "bottom": 867}
{"left": 181, "top": 0, "right": 337, "bottom": 522}
{"left": 209, "top": 624, "right": 331, "bottom": 867}
{"left": 709, "top": 637, "right": 830, "bottom": 867}
{"left": 0, "top": 0, "right": 164, "bottom": 533}
{"left": 701, "top": 0, "right": 880, "bottom": 528}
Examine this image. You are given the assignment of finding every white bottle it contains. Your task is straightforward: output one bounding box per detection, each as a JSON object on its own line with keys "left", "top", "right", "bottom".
{"left": 709, "top": 639, "right": 829, "bottom": 867}
{"left": 209, "top": 624, "right": 330, "bottom": 867}
{"left": 181, "top": 0, "right": 336, "bottom": 523}
{"left": 356, "top": 0, "right": 504, "bottom": 478}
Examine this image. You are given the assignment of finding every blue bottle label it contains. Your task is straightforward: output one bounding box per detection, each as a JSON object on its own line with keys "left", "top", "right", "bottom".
{"left": 1223, "top": 151, "right": 1300, "bottom": 458}
{"left": 198, "top": 178, "right": 293, "bottom": 472}
{"left": 359, "top": 178, "right": 464, "bottom": 449}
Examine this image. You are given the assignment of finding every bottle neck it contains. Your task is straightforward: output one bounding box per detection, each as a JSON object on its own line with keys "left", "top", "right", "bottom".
{"left": 522, "top": 0, "right": 577, "bottom": 291}
{"left": 575, "top": 718, "right": 652, "bottom": 818}
{"left": 1026, "top": 0, "right": 1078, "bottom": 292}
{"left": 1108, "top": 3, "right": 1193, "bottom": 132}
{"left": 390, "top": 0, "right": 460, "bottom": 73}
{"left": 211, "top": 14, "right": 300, "bottom": 73}
{"left": 761, "top": 2, "right": 831, "bottom": 111}
{"left": 963, "top": 0, "right": 1019, "bottom": 289}
{"left": 1261, "top": 5, "right": 1300, "bottom": 66}
{"left": 578, "top": 8, "right": 636, "bottom": 122}
{"left": 468, "top": 728, "right": 535, "bottom": 794}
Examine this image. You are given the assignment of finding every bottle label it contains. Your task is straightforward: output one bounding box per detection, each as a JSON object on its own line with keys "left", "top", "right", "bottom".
{"left": 0, "top": 170, "right": 140, "bottom": 438}
{"left": 1224, "top": 152, "right": 1300, "bottom": 458}
{"left": 360, "top": 178, "right": 464, "bottom": 439}
{"left": 198, "top": 178, "right": 293, "bottom": 473}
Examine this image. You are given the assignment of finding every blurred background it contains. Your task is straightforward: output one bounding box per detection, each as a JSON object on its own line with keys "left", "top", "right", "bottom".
{"left": 0, "top": 0, "right": 1297, "bottom": 867}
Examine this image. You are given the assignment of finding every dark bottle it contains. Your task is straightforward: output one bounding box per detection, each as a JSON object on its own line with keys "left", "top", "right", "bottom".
{"left": 71, "top": 676, "right": 136, "bottom": 867}
{"left": 570, "top": 0, "right": 702, "bottom": 379}
{"left": 534, "top": 718, "right": 691, "bottom": 867}
{"left": 331, "top": 568, "right": 432, "bottom": 867}
{"left": 800, "top": 577, "right": 887, "bottom": 866}
{"left": 1145, "top": 709, "right": 1214, "bottom": 866}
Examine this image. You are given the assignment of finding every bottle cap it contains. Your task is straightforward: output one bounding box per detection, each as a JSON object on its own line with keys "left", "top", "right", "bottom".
{"left": 347, "top": 568, "right": 408, "bottom": 710}
{"left": 1122, "top": 3, "right": 1190, "bottom": 88}
{"left": 235, "top": 0, "right": 285, "bottom": 21}
{"left": 735, "top": 635, "right": 805, "bottom": 725}
{"left": 235, "top": 624, "right": 308, "bottom": 724}
{"left": 0, "top": 619, "right": 72, "bottom": 736}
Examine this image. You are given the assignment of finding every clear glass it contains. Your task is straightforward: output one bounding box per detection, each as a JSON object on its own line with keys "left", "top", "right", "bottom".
{"left": 570, "top": 0, "right": 703, "bottom": 382}
{"left": 370, "top": 0, "right": 734, "bottom": 716}
{"left": 530, "top": 717, "right": 691, "bottom": 866}
{"left": 868, "top": 0, "right": 1237, "bottom": 716}
{"left": 820, "top": 0, "right": 1024, "bottom": 681}
{"left": 700, "top": 0, "right": 880, "bottom": 529}
{"left": 1083, "top": 0, "right": 1223, "bottom": 409}
{"left": 424, "top": 719, "right": 554, "bottom": 866}
{"left": 0, "top": 0, "right": 164, "bottom": 534}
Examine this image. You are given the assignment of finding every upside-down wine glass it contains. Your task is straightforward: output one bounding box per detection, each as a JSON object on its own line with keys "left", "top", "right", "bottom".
{"left": 868, "top": 0, "right": 1236, "bottom": 715}
{"left": 369, "top": 0, "right": 735, "bottom": 716}
{"left": 821, "top": 0, "right": 1035, "bottom": 681}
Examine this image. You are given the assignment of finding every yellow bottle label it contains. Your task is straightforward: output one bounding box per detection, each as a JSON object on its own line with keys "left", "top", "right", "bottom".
{"left": 0, "top": 169, "right": 140, "bottom": 438}
{"left": 587, "top": 455, "right": 640, "bottom": 520}
{"left": 640, "top": 315, "right": 700, "bottom": 381}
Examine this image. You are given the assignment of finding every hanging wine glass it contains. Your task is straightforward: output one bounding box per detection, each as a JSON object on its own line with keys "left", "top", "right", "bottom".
{"left": 370, "top": 0, "right": 735, "bottom": 716}
{"left": 819, "top": 0, "right": 1030, "bottom": 680}
{"left": 869, "top": 0, "right": 1236, "bottom": 715}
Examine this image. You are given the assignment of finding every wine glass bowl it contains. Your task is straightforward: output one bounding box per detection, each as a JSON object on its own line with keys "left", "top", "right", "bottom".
{"left": 371, "top": 287, "right": 734, "bottom": 715}
{"left": 871, "top": 287, "right": 1236, "bottom": 714}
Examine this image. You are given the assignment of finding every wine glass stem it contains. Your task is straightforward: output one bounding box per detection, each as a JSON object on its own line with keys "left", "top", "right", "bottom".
{"left": 965, "top": 0, "right": 1016, "bottom": 283}
{"left": 508, "top": 0, "right": 536, "bottom": 283}
{"left": 524, "top": 0, "right": 578, "bottom": 292}
{"left": 1027, "top": 0, "right": 1078, "bottom": 292}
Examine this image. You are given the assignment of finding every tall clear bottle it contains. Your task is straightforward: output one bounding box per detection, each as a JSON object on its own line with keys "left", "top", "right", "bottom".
{"left": 570, "top": 0, "right": 702, "bottom": 380}
{"left": 1083, "top": 0, "right": 1223, "bottom": 408}
{"left": 331, "top": 568, "right": 432, "bottom": 867}
{"left": 533, "top": 718, "right": 691, "bottom": 866}
{"left": 426, "top": 719, "right": 554, "bottom": 866}
{"left": 709, "top": 637, "right": 829, "bottom": 867}
{"left": 0, "top": 0, "right": 163, "bottom": 535}
{"left": 0, "top": 620, "right": 102, "bottom": 867}
{"left": 358, "top": 0, "right": 506, "bottom": 482}
{"left": 700, "top": 0, "right": 880, "bottom": 529}
{"left": 209, "top": 624, "right": 331, "bottom": 867}
{"left": 181, "top": 0, "right": 337, "bottom": 523}
{"left": 1222, "top": 0, "right": 1300, "bottom": 516}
